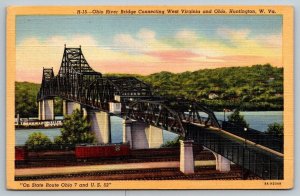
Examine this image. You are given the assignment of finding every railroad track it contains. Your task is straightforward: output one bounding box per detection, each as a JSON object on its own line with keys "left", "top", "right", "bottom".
{"left": 15, "top": 166, "right": 260, "bottom": 181}
{"left": 16, "top": 156, "right": 180, "bottom": 169}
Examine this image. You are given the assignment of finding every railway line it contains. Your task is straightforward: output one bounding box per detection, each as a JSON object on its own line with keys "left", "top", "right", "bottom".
{"left": 16, "top": 166, "right": 259, "bottom": 181}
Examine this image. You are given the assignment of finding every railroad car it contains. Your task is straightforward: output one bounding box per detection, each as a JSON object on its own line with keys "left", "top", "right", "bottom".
{"left": 75, "top": 143, "right": 130, "bottom": 159}
{"left": 15, "top": 146, "right": 27, "bottom": 161}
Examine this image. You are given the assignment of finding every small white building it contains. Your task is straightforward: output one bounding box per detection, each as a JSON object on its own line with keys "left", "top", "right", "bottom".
{"left": 208, "top": 93, "right": 219, "bottom": 100}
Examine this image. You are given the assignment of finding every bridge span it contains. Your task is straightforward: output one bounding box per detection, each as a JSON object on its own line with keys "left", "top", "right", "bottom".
{"left": 37, "top": 46, "right": 283, "bottom": 179}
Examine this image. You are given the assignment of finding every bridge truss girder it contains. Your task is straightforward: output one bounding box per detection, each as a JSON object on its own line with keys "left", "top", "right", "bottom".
{"left": 37, "top": 46, "right": 220, "bottom": 138}
{"left": 126, "top": 100, "right": 186, "bottom": 136}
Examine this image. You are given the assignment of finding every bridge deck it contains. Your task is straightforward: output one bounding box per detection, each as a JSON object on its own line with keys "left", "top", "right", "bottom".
{"left": 186, "top": 123, "right": 283, "bottom": 180}
{"left": 195, "top": 123, "right": 283, "bottom": 157}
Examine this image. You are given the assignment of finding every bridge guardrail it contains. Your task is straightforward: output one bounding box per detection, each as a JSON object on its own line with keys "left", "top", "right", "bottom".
{"left": 180, "top": 114, "right": 283, "bottom": 153}
{"left": 187, "top": 124, "right": 283, "bottom": 180}
{"left": 221, "top": 121, "right": 283, "bottom": 153}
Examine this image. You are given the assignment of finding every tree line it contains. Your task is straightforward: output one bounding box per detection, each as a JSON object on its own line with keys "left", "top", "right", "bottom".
{"left": 137, "top": 64, "right": 283, "bottom": 111}
{"left": 15, "top": 82, "right": 62, "bottom": 118}
{"left": 15, "top": 64, "right": 283, "bottom": 118}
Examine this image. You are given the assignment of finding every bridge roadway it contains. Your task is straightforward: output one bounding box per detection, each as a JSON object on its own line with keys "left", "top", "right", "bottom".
{"left": 184, "top": 122, "right": 283, "bottom": 180}
{"left": 36, "top": 46, "right": 284, "bottom": 180}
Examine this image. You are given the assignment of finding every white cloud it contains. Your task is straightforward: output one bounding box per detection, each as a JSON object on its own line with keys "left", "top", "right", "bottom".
{"left": 16, "top": 34, "right": 159, "bottom": 82}
{"left": 217, "top": 27, "right": 251, "bottom": 41}
{"left": 113, "top": 28, "right": 171, "bottom": 52}
{"left": 137, "top": 28, "right": 156, "bottom": 40}
{"left": 44, "top": 35, "right": 99, "bottom": 47}
{"left": 113, "top": 33, "right": 143, "bottom": 50}
{"left": 255, "top": 33, "right": 282, "bottom": 48}
{"left": 175, "top": 29, "right": 198, "bottom": 41}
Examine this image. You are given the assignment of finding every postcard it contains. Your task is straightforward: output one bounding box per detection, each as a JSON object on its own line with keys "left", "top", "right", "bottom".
{"left": 6, "top": 5, "right": 294, "bottom": 189}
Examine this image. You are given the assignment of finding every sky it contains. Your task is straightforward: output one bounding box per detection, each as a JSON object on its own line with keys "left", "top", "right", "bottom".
{"left": 16, "top": 15, "right": 282, "bottom": 83}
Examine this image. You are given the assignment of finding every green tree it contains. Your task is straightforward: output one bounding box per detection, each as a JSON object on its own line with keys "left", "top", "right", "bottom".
{"left": 53, "top": 135, "right": 64, "bottom": 145}
{"left": 227, "top": 109, "right": 249, "bottom": 128}
{"left": 25, "top": 132, "right": 52, "bottom": 150}
{"left": 15, "top": 82, "right": 63, "bottom": 117}
{"left": 55, "top": 109, "right": 95, "bottom": 145}
{"left": 266, "top": 122, "right": 283, "bottom": 137}
{"left": 54, "top": 97, "right": 63, "bottom": 116}
{"left": 15, "top": 82, "right": 40, "bottom": 118}
{"left": 161, "top": 136, "right": 183, "bottom": 148}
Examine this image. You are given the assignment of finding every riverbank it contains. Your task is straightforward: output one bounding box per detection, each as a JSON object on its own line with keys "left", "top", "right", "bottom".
{"left": 16, "top": 125, "right": 62, "bottom": 129}
{"left": 15, "top": 111, "right": 283, "bottom": 146}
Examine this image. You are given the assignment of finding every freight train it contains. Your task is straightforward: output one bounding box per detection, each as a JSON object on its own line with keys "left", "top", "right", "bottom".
{"left": 15, "top": 143, "right": 130, "bottom": 162}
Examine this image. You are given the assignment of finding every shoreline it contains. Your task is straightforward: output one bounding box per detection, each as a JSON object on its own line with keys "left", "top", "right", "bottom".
{"left": 16, "top": 126, "right": 62, "bottom": 130}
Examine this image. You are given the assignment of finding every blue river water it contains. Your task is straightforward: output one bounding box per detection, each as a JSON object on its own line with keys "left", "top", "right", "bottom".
{"left": 15, "top": 111, "right": 283, "bottom": 146}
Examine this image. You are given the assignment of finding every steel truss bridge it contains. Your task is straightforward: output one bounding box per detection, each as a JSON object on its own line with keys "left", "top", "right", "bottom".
{"left": 37, "top": 46, "right": 283, "bottom": 180}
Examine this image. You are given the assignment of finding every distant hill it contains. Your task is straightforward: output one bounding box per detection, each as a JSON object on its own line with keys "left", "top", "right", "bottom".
{"left": 15, "top": 82, "right": 62, "bottom": 118}
{"left": 139, "top": 64, "right": 283, "bottom": 111}
{"left": 15, "top": 82, "right": 40, "bottom": 118}
{"left": 15, "top": 64, "right": 283, "bottom": 117}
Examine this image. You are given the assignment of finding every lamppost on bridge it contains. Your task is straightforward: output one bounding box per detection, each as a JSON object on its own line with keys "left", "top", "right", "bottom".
{"left": 242, "top": 127, "right": 248, "bottom": 179}
{"left": 223, "top": 108, "right": 231, "bottom": 122}
{"left": 186, "top": 106, "right": 192, "bottom": 139}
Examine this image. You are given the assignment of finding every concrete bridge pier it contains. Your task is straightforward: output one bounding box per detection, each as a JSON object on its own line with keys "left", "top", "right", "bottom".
{"left": 203, "top": 147, "right": 231, "bottom": 172}
{"left": 123, "top": 119, "right": 133, "bottom": 148}
{"left": 180, "top": 140, "right": 195, "bottom": 174}
{"left": 215, "top": 154, "right": 231, "bottom": 172}
{"left": 145, "top": 125, "right": 164, "bottom": 148}
{"left": 63, "top": 100, "right": 81, "bottom": 116}
{"left": 88, "top": 110, "right": 111, "bottom": 144}
{"left": 82, "top": 107, "right": 88, "bottom": 118}
{"left": 38, "top": 101, "right": 43, "bottom": 120}
{"left": 130, "top": 121, "right": 149, "bottom": 149}
{"left": 123, "top": 120, "right": 164, "bottom": 149}
{"left": 38, "top": 99, "right": 55, "bottom": 120}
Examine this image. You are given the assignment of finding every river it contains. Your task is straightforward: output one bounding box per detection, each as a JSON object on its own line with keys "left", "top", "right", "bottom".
{"left": 15, "top": 111, "right": 283, "bottom": 146}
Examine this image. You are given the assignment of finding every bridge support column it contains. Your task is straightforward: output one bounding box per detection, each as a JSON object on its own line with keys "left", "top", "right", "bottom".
{"left": 63, "top": 100, "right": 81, "bottom": 116}
{"left": 38, "top": 99, "right": 54, "bottom": 120}
{"left": 202, "top": 147, "right": 231, "bottom": 172}
{"left": 130, "top": 122, "right": 149, "bottom": 149}
{"left": 215, "top": 154, "right": 231, "bottom": 172}
{"left": 88, "top": 110, "right": 111, "bottom": 144}
{"left": 180, "top": 140, "right": 194, "bottom": 174}
{"left": 123, "top": 121, "right": 163, "bottom": 149}
{"left": 62, "top": 100, "right": 67, "bottom": 116}
{"left": 82, "top": 107, "right": 88, "bottom": 118}
{"left": 38, "top": 101, "right": 43, "bottom": 120}
{"left": 145, "top": 125, "right": 163, "bottom": 148}
{"left": 123, "top": 119, "right": 133, "bottom": 148}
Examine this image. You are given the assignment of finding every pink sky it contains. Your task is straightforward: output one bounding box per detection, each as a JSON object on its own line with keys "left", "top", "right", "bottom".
{"left": 16, "top": 28, "right": 282, "bottom": 83}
